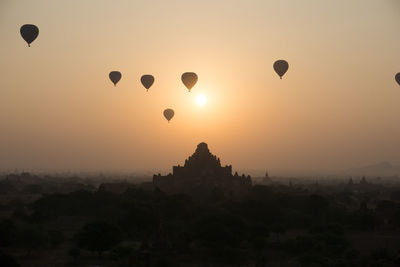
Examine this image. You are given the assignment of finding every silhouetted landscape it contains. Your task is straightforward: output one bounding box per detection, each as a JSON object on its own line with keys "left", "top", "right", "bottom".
{"left": 1, "top": 143, "right": 400, "bottom": 266}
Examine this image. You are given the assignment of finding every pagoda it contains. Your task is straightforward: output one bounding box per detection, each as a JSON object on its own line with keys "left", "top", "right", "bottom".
{"left": 153, "top": 142, "right": 252, "bottom": 197}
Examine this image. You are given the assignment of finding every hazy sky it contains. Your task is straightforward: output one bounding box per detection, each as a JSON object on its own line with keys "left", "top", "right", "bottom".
{"left": 0, "top": 0, "right": 399, "bottom": 175}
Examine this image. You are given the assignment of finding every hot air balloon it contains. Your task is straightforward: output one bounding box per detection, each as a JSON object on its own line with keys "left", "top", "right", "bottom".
{"left": 181, "top": 72, "right": 198, "bottom": 92}
{"left": 141, "top": 75, "right": 154, "bottom": 91}
{"left": 20, "top": 24, "right": 39, "bottom": 47}
{"left": 109, "top": 71, "right": 122, "bottom": 86}
{"left": 163, "top": 109, "right": 174, "bottom": 122}
{"left": 396, "top": 73, "right": 400, "bottom": 86}
{"left": 273, "top": 60, "right": 289, "bottom": 79}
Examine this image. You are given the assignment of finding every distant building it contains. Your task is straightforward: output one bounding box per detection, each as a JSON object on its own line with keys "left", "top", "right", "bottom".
{"left": 348, "top": 177, "right": 354, "bottom": 185}
{"left": 360, "top": 176, "right": 368, "bottom": 185}
{"left": 153, "top": 142, "right": 252, "bottom": 197}
{"left": 262, "top": 171, "right": 272, "bottom": 184}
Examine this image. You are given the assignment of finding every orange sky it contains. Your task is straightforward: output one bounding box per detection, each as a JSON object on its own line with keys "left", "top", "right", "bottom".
{"left": 0, "top": 0, "right": 399, "bottom": 175}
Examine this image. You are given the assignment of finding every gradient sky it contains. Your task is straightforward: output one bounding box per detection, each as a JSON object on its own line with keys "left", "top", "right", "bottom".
{"left": 0, "top": 0, "right": 399, "bottom": 175}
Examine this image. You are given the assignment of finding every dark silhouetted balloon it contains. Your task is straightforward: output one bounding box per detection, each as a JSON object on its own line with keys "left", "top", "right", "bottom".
{"left": 181, "top": 72, "right": 198, "bottom": 92}
{"left": 273, "top": 60, "right": 289, "bottom": 79}
{"left": 163, "top": 109, "right": 174, "bottom": 122}
{"left": 20, "top": 24, "right": 39, "bottom": 47}
{"left": 109, "top": 71, "right": 122, "bottom": 86}
{"left": 396, "top": 73, "right": 400, "bottom": 86}
{"left": 141, "top": 75, "right": 154, "bottom": 91}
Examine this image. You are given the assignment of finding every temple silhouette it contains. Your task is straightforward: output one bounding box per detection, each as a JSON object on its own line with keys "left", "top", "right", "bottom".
{"left": 153, "top": 142, "right": 252, "bottom": 198}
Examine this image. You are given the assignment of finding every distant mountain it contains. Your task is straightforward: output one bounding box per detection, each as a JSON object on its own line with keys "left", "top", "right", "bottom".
{"left": 345, "top": 162, "right": 400, "bottom": 177}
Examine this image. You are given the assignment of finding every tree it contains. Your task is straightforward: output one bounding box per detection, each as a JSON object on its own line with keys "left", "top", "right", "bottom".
{"left": 0, "top": 219, "right": 17, "bottom": 246}
{"left": 77, "top": 221, "right": 121, "bottom": 257}
{"left": 271, "top": 224, "right": 286, "bottom": 242}
{"left": 121, "top": 205, "right": 159, "bottom": 239}
{"left": 68, "top": 247, "right": 81, "bottom": 265}
{"left": 0, "top": 250, "right": 20, "bottom": 267}
{"left": 111, "top": 245, "right": 134, "bottom": 267}
{"left": 48, "top": 230, "right": 65, "bottom": 248}
{"left": 17, "top": 226, "right": 47, "bottom": 256}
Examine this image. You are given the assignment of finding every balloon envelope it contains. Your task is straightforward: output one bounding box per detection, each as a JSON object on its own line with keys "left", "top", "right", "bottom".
{"left": 109, "top": 71, "right": 122, "bottom": 86}
{"left": 396, "top": 73, "right": 400, "bottom": 86}
{"left": 273, "top": 60, "right": 289, "bottom": 79}
{"left": 141, "top": 75, "right": 155, "bottom": 91}
{"left": 20, "top": 24, "right": 39, "bottom": 47}
{"left": 181, "top": 72, "right": 198, "bottom": 92}
{"left": 163, "top": 109, "right": 174, "bottom": 122}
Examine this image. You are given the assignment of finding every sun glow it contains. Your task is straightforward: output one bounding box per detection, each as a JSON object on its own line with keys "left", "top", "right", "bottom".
{"left": 196, "top": 94, "right": 207, "bottom": 106}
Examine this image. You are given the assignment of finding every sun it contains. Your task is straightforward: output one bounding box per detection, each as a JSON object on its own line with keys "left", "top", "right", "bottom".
{"left": 196, "top": 94, "right": 207, "bottom": 106}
